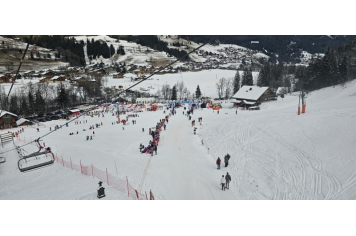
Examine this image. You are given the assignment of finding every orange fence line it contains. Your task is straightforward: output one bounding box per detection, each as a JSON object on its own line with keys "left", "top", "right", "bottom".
{"left": 16, "top": 136, "right": 150, "bottom": 200}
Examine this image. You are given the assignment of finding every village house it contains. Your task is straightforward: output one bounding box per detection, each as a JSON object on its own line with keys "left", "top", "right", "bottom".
{"left": 50, "top": 75, "right": 67, "bottom": 83}
{"left": 113, "top": 72, "right": 124, "bottom": 79}
{"left": 0, "top": 74, "right": 12, "bottom": 83}
{"left": 0, "top": 110, "right": 17, "bottom": 129}
{"left": 16, "top": 118, "right": 33, "bottom": 127}
{"left": 39, "top": 77, "right": 51, "bottom": 83}
{"left": 232, "top": 86, "right": 277, "bottom": 108}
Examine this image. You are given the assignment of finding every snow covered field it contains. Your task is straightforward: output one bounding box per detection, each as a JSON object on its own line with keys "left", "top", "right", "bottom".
{"left": 104, "top": 69, "right": 259, "bottom": 98}
{"left": 1, "top": 79, "right": 356, "bottom": 200}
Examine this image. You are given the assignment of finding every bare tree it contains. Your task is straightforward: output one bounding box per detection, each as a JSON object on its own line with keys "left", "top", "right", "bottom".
{"left": 225, "top": 78, "right": 233, "bottom": 99}
{"left": 216, "top": 77, "right": 227, "bottom": 99}
{"left": 177, "top": 81, "right": 185, "bottom": 100}
{"left": 161, "top": 84, "right": 171, "bottom": 100}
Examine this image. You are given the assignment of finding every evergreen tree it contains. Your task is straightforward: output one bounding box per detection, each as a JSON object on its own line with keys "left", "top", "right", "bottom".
{"left": 35, "top": 90, "right": 46, "bottom": 114}
{"left": 20, "top": 95, "right": 29, "bottom": 115}
{"left": 28, "top": 91, "right": 35, "bottom": 114}
{"left": 171, "top": 86, "right": 177, "bottom": 100}
{"left": 195, "top": 85, "right": 202, "bottom": 98}
{"left": 257, "top": 65, "right": 270, "bottom": 87}
{"left": 233, "top": 70, "right": 240, "bottom": 94}
{"left": 110, "top": 44, "right": 115, "bottom": 57}
{"left": 117, "top": 46, "right": 125, "bottom": 55}
{"left": 241, "top": 69, "right": 253, "bottom": 86}
{"left": 57, "top": 83, "right": 68, "bottom": 109}
{"left": 339, "top": 56, "right": 348, "bottom": 83}
{"left": 9, "top": 95, "right": 19, "bottom": 115}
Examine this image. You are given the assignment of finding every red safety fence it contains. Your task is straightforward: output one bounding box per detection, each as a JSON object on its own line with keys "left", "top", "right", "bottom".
{"left": 16, "top": 136, "right": 153, "bottom": 200}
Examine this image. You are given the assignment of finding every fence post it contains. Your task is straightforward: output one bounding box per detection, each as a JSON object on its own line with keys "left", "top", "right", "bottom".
{"left": 126, "top": 176, "right": 130, "bottom": 198}
{"left": 80, "top": 160, "right": 82, "bottom": 174}
{"left": 135, "top": 189, "right": 139, "bottom": 200}
{"left": 70, "top": 158, "right": 73, "bottom": 170}
{"left": 106, "top": 168, "right": 109, "bottom": 185}
{"left": 92, "top": 164, "right": 94, "bottom": 178}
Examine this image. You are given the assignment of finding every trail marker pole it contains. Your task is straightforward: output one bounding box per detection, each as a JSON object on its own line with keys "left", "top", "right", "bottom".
{"left": 126, "top": 176, "right": 130, "bottom": 198}
{"left": 106, "top": 168, "right": 109, "bottom": 185}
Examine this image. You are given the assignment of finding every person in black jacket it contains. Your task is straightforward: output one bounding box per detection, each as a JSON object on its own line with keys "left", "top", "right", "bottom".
{"left": 225, "top": 172, "right": 231, "bottom": 189}
{"left": 224, "top": 153, "right": 230, "bottom": 167}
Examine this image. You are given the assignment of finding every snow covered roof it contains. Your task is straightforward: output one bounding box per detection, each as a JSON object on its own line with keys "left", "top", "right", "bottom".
{"left": 16, "top": 118, "right": 31, "bottom": 126}
{"left": 232, "top": 86, "right": 269, "bottom": 101}
{"left": 69, "top": 109, "right": 80, "bottom": 113}
{"left": 0, "top": 110, "right": 18, "bottom": 118}
{"left": 50, "top": 76, "right": 60, "bottom": 80}
{"left": 243, "top": 100, "right": 256, "bottom": 105}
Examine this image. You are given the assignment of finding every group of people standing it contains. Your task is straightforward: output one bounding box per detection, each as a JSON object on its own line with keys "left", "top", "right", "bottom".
{"left": 216, "top": 154, "right": 232, "bottom": 191}
{"left": 216, "top": 153, "right": 231, "bottom": 169}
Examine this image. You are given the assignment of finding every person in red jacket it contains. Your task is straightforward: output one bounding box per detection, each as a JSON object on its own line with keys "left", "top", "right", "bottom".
{"left": 216, "top": 157, "right": 221, "bottom": 170}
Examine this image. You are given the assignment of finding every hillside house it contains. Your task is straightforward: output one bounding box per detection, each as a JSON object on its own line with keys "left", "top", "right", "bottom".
{"left": 39, "top": 77, "right": 51, "bottom": 83}
{"left": 113, "top": 73, "right": 124, "bottom": 78}
{"left": 0, "top": 110, "right": 17, "bottom": 129}
{"left": 232, "top": 86, "right": 277, "bottom": 108}
{"left": 50, "top": 75, "right": 67, "bottom": 83}
{"left": 16, "top": 118, "right": 33, "bottom": 127}
{"left": 0, "top": 74, "right": 12, "bottom": 83}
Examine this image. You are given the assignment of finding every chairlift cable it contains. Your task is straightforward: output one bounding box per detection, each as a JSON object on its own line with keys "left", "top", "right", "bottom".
{"left": 0, "top": 39, "right": 214, "bottom": 155}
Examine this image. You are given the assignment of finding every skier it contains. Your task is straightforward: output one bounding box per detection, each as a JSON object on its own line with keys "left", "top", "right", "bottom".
{"left": 142, "top": 128, "right": 144, "bottom": 132}
{"left": 225, "top": 172, "right": 231, "bottom": 190}
{"left": 236, "top": 110, "right": 237, "bottom": 115}
{"left": 216, "top": 157, "right": 221, "bottom": 170}
{"left": 220, "top": 175, "right": 226, "bottom": 191}
{"left": 164, "top": 124, "right": 166, "bottom": 130}
{"left": 154, "top": 145, "right": 157, "bottom": 155}
{"left": 90, "top": 136, "right": 93, "bottom": 140}
{"left": 86, "top": 136, "right": 89, "bottom": 141}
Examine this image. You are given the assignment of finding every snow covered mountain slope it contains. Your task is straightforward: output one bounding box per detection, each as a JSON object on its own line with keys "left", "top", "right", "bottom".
{"left": 72, "top": 35, "right": 176, "bottom": 66}
{"left": 1, "top": 79, "right": 355, "bottom": 200}
{"left": 199, "top": 80, "right": 356, "bottom": 199}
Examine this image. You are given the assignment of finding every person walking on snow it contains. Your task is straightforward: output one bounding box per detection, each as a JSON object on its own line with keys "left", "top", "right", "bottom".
{"left": 216, "top": 157, "right": 221, "bottom": 169}
{"left": 225, "top": 172, "right": 231, "bottom": 190}
{"left": 224, "top": 154, "right": 230, "bottom": 167}
{"left": 221, "top": 175, "right": 226, "bottom": 190}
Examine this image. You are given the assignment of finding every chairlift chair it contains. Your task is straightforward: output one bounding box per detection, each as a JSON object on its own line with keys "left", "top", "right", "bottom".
{"left": 17, "top": 139, "right": 55, "bottom": 173}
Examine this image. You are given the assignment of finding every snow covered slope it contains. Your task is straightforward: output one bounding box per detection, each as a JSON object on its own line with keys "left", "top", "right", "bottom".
{"left": 72, "top": 35, "right": 176, "bottom": 66}
{"left": 1, "top": 79, "right": 355, "bottom": 200}
{"left": 199, "top": 80, "right": 356, "bottom": 199}
{"left": 104, "top": 69, "right": 259, "bottom": 98}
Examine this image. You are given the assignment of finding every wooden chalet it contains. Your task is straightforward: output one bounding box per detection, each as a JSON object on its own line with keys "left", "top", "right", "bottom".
{"left": 0, "top": 74, "right": 13, "bottom": 83}
{"left": 0, "top": 110, "right": 18, "bottom": 129}
{"left": 232, "top": 86, "right": 277, "bottom": 108}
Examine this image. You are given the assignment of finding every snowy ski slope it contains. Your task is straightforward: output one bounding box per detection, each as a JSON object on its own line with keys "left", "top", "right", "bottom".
{"left": 0, "top": 80, "right": 355, "bottom": 199}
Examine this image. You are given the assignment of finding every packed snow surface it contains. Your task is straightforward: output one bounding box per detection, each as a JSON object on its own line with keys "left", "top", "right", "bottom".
{"left": 1, "top": 80, "right": 356, "bottom": 200}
